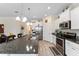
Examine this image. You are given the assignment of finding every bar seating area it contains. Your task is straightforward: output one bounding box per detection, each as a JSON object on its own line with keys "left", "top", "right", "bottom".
{"left": 0, "top": 34, "right": 7, "bottom": 43}
{"left": 0, "top": 33, "right": 23, "bottom": 44}
{"left": 17, "top": 33, "right": 22, "bottom": 38}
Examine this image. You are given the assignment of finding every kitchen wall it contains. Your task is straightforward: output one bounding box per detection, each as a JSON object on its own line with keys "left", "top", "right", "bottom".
{"left": 42, "top": 4, "right": 79, "bottom": 55}
{"left": 43, "top": 16, "right": 57, "bottom": 42}
{"left": 0, "top": 17, "right": 21, "bottom": 38}
{"left": 42, "top": 4, "right": 79, "bottom": 42}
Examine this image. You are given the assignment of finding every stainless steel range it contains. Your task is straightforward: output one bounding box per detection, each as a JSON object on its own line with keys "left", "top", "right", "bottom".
{"left": 56, "top": 30, "right": 66, "bottom": 56}
{"left": 55, "top": 30, "right": 77, "bottom": 56}
{"left": 50, "top": 30, "right": 66, "bottom": 56}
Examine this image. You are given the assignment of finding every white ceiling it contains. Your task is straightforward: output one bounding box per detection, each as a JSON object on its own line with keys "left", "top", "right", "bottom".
{"left": 0, "top": 3, "right": 71, "bottom": 19}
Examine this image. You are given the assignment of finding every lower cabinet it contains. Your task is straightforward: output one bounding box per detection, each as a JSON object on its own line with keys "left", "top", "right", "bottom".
{"left": 52, "top": 35, "right": 56, "bottom": 45}
{"left": 65, "top": 40, "right": 79, "bottom": 56}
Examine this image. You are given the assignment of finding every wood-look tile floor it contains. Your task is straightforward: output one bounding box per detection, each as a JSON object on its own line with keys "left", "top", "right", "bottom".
{"left": 38, "top": 40, "right": 54, "bottom": 56}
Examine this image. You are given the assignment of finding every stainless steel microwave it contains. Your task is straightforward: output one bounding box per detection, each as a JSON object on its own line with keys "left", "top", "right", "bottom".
{"left": 59, "top": 20, "right": 71, "bottom": 29}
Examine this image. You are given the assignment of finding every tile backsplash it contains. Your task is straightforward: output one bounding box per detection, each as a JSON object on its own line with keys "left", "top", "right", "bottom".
{"left": 60, "top": 29, "right": 79, "bottom": 36}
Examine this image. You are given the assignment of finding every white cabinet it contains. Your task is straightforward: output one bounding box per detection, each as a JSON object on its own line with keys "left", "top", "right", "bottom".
{"left": 52, "top": 35, "right": 56, "bottom": 45}
{"left": 71, "top": 7, "right": 79, "bottom": 29}
{"left": 55, "top": 18, "right": 61, "bottom": 29}
{"left": 55, "top": 9, "right": 70, "bottom": 29}
{"left": 59, "top": 9, "right": 70, "bottom": 23}
{"left": 66, "top": 40, "right": 79, "bottom": 56}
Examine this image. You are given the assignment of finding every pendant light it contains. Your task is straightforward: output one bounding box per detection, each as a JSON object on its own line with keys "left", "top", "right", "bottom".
{"left": 16, "top": 4, "right": 27, "bottom": 22}
{"left": 26, "top": 22, "right": 30, "bottom": 25}
{"left": 26, "top": 7, "right": 32, "bottom": 25}
{"left": 16, "top": 7, "right": 32, "bottom": 23}
{"left": 16, "top": 16, "right": 21, "bottom": 21}
{"left": 22, "top": 6, "right": 28, "bottom": 22}
{"left": 22, "top": 17, "right": 27, "bottom": 22}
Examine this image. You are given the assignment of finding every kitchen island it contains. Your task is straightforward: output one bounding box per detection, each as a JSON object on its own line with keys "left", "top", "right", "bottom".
{"left": 0, "top": 36, "right": 38, "bottom": 54}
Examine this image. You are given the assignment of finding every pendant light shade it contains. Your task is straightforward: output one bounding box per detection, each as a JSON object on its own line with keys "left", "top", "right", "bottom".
{"left": 16, "top": 16, "right": 21, "bottom": 21}
{"left": 16, "top": 8, "right": 31, "bottom": 22}
{"left": 22, "top": 17, "right": 27, "bottom": 22}
{"left": 26, "top": 22, "right": 30, "bottom": 25}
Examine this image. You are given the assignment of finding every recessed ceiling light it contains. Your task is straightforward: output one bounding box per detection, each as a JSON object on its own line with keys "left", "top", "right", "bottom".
{"left": 48, "top": 6, "right": 51, "bottom": 10}
{"left": 14, "top": 10, "right": 19, "bottom": 14}
{"left": 44, "top": 14, "right": 47, "bottom": 16}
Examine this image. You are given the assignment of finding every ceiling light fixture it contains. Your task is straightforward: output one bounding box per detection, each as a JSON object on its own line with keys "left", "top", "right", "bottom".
{"left": 22, "top": 17, "right": 27, "bottom": 22}
{"left": 16, "top": 7, "right": 32, "bottom": 24}
{"left": 16, "top": 8, "right": 30, "bottom": 22}
{"left": 16, "top": 16, "right": 21, "bottom": 21}
{"left": 48, "top": 6, "right": 51, "bottom": 10}
{"left": 26, "top": 22, "right": 30, "bottom": 25}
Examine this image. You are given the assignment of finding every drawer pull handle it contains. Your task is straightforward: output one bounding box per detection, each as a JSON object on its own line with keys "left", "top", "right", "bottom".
{"left": 72, "top": 48, "right": 75, "bottom": 50}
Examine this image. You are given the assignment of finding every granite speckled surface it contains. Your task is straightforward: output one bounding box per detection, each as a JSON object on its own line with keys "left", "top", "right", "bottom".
{"left": 0, "top": 36, "right": 38, "bottom": 54}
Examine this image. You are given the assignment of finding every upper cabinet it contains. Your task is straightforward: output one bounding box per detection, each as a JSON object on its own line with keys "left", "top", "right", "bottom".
{"left": 71, "top": 7, "right": 79, "bottom": 29}
{"left": 55, "top": 18, "right": 61, "bottom": 29}
{"left": 55, "top": 8, "right": 70, "bottom": 29}
{"left": 59, "top": 8, "right": 70, "bottom": 23}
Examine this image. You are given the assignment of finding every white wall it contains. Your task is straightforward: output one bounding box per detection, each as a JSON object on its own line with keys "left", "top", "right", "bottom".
{"left": 0, "top": 17, "right": 21, "bottom": 38}
{"left": 43, "top": 16, "right": 57, "bottom": 42}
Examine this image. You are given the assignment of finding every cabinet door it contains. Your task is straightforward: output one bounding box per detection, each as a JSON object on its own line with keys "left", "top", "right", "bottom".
{"left": 66, "top": 40, "right": 79, "bottom": 56}
{"left": 71, "top": 7, "right": 79, "bottom": 29}
{"left": 52, "top": 35, "right": 56, "bottom": 45}
{"left": 55, "top": 19, "right": 61, "bottom": 29}
{"left": 65, "top": 40, "right": 75, "bottom": 56}
{"left": 60, "top": 9, "right": 70, "bottom": 22}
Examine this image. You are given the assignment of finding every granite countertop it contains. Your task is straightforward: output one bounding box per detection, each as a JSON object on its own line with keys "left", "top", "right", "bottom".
{"left": 0, "top": 36, "right": 38, "bottom": 54}
{"left": 52, "top": 32, "right": 79, "bottom": 44}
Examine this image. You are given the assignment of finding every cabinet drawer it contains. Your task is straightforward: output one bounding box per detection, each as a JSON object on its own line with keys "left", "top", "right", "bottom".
{"left": 66, "top": 40, "right": 79, "bottom": 56}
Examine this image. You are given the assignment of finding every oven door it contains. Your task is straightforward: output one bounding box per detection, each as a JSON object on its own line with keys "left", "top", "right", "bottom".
{"left": 56, "top": 37, "right": 64, "bottom": 47}
{"left": 56, "top": 37, "right": 65, "bottom": 55}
